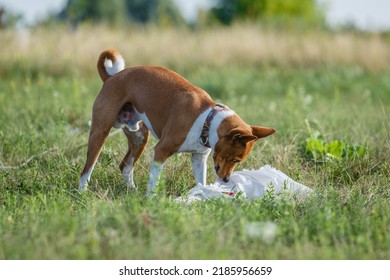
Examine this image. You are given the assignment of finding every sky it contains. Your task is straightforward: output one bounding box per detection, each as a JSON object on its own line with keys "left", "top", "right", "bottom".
{"left": 0, "top": 0, "right": 390, "bottom": 31}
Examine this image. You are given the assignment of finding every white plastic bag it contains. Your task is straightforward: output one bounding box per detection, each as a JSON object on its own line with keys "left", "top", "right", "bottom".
{"left": 175, "top": 165, "right": 312, "bottom": 203}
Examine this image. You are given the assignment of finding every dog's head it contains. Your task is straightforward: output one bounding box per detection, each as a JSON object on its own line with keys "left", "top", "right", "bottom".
{"left": 213, "top": 125, "right": 275, "bottom": 182}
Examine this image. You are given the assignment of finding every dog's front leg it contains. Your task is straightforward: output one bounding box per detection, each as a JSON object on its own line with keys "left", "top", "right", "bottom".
{"left": 146, "top": 161, "right": 164, "bottom": 197}
{"left": 191, "top": 150, "right": 211, "bottom": 185}
{"left": 146, "top": 141, "right": 173, "bottom": 197}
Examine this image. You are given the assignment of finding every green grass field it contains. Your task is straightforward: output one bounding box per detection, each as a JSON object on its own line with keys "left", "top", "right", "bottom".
{"left": 0, "top": 26, "right": 389, "bottom": 259}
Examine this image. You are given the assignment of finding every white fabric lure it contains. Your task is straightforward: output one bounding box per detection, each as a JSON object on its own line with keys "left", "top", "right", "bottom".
{"left": 176, "top": 165, "right": 313, "bottom": 203}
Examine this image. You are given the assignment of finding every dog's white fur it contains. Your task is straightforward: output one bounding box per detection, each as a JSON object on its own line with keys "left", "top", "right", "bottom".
{"left": 103, "top": 56, "right": 125, "bottom": 77}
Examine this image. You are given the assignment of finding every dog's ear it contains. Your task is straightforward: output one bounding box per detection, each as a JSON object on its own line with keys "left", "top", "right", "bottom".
{"left": 251, "top": 126, "right": 276, "bottom": 139}
{"left": 232, "top": 133, "right": 258, "bottom": 145}
{"left": 226, "top": 129, "right": 258, "bottom": 146}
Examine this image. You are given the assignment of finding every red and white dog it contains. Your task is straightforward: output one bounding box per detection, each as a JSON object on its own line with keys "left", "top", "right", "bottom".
{"left": 79, "top": 49, "right": 275, "bottom": 196}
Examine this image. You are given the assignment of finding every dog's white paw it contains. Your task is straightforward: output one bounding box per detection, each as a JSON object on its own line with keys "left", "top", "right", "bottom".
{"left": 78, "top": 185, "right": 88, "bottom": 192}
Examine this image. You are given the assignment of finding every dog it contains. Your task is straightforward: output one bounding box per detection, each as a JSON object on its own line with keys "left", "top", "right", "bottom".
{"left": 79, "top": 49, "right": 275, "bottom": 196}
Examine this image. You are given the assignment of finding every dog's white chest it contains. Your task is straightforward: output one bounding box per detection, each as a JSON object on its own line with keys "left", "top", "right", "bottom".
{"left": 178, "top": 108, "right": 235, "bottom": 153}
{"left": 178, "top": 109, "right": 211, "bottom": 153}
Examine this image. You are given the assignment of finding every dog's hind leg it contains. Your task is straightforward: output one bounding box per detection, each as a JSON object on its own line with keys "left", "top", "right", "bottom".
{"left": 119, "top": 122, "right": 150, "bottom": 188}
{"left": 79, "top": 128, "right": 110, "bottom": 191}
{"left": 79, "top": 98, "right": 120, "bottom": 191}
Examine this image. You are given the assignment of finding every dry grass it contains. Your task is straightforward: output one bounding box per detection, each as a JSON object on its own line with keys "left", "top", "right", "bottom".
{"left": 2, "top": 24, "right": 390, "bottom": 74}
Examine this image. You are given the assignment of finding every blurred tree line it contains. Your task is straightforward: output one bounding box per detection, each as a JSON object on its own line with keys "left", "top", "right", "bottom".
{"left": 57, "top": 0, "right": 324, "bottom": 28}
{"left": 0, "top": 0, "right": 325, "bottom": 29}
{"left": 57, "top": 0, "right": 185, "bottom": 27}
{"left": 0, "top": 6, "right": 23, "bottom": 29}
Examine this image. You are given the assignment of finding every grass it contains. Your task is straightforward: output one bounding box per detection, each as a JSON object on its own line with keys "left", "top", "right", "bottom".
{"left": 1, "top": 24, "right": 390, "bottom": 79}
{"left": 0, "top": 26, "right": 389, "bottom": 259}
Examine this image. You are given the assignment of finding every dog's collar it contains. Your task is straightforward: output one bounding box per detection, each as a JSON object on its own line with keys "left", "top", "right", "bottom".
{"left": 199, "top": 104, "right": 227, "bottom": 148}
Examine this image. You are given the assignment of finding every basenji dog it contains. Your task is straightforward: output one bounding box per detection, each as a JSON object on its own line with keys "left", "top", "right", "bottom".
{"left": 79, "top": 49, "right": 275, "bottom": 196}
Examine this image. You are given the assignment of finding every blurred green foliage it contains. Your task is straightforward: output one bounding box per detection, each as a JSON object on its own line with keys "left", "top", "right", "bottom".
{"left": 54, "top": 0, "right": 324, "bottom": 28}
{"left": 58, "top": 0, "right": 127, "bottom": 26}
{"left": 0, "top": 6, "right": 23, "bottom": 28}
{"left": 212, "top": 0, "right": 325, "bottom": 26}
{"left": 0, "top": 0, "right": 327, "bottom": 29}
{"left": 57, "top": 0, "right": 185, "bottom": 27}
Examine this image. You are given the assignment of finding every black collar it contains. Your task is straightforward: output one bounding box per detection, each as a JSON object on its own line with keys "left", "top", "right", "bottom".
{"left": 199, "top": 104, "right": 227, "bottom": 148}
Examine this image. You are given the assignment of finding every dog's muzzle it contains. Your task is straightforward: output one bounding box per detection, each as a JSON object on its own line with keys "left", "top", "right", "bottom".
{"left": 215, "top": 166, "right": 230, "bottom": 182}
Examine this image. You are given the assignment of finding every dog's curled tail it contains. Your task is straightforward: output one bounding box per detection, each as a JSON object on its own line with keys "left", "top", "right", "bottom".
{"left": 97, "top": 49, "right": 125, "bottom": 82}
